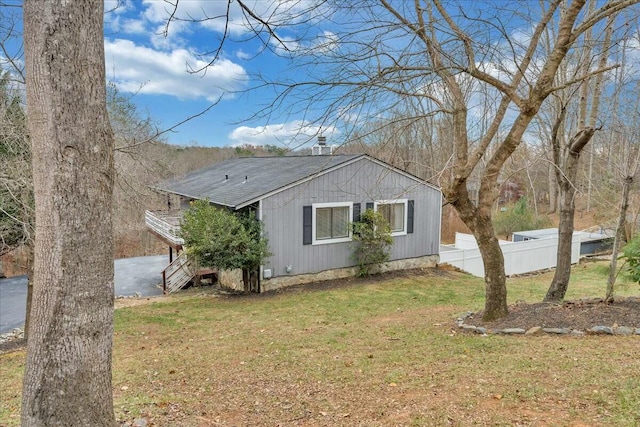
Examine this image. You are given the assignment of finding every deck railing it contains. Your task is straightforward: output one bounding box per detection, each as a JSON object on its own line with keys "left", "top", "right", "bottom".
{"left": 145, "top": 210, "right": 184, "bottom": 246}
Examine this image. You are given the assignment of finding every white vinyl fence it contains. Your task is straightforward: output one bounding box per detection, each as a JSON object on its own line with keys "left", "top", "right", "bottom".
{"left": 439, "top": 232, "right": 581, "bottom": 278}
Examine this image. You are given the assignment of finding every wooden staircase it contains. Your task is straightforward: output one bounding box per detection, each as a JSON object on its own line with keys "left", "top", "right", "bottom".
{"left": 162, "top": 252, "right": 195, "bottom": 293}
{"left": 162, "top": 252, "right": 219, "bottom": 293}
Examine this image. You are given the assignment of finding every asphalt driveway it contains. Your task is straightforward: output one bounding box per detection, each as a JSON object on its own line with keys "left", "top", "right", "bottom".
{"left": 0, "top": 255, "right": 168, "bottom": 334}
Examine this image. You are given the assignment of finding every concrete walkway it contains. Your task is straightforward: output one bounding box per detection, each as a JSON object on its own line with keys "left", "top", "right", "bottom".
{"left": 0, "top": 255, "right": 168, "bottom": 334}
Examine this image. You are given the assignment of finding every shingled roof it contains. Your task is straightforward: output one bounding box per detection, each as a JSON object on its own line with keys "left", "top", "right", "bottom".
{"left": 152, "top": 154, "right": 366, "bottom": 209}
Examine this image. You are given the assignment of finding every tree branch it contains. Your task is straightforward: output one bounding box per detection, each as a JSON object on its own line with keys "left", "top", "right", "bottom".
{"left": 571, "top": 0, "right": 640, "bottom": 44}
{"left": 114, "top": 98, "right": 221, "bottom": 152}
{"left": 568, "top": 126, "right": 597, "bottom": 155}
{"left": 546, "top": 64, "right": 620, "bottom": 97}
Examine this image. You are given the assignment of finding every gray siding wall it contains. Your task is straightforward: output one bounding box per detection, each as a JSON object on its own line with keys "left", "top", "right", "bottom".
{"left": 260, "top": 157, "right": 442, "bottom": 279}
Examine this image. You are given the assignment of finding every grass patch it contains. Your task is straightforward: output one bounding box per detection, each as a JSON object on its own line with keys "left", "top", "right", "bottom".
{"left": 1, "top": 261, "right": 638, "bottom": 426}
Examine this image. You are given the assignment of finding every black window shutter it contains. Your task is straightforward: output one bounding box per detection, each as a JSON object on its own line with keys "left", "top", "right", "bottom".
{"left": 407, "top": 200, "right": 415, "bottom": 234}
{"left": 352, "top": 203, "right": 361, "bottom": 223}
{"left": 366, "top": 202, "right": 374, "bottom": 211}
{"left": 303, "top": 206, "right": 312, "bottom": 245}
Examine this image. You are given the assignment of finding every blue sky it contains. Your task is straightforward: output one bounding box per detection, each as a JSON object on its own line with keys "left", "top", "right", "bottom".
{"left": 103, "top": 0, "right": 335, "bottom": 148}
{"left": 101, "top": 0, "right": 626, "bottom": 150}
{"left": 0, "top": 0, "right": 387, "bottom": 149}
{"left": 3, "top": 1, "right": 635, "bottom": 149}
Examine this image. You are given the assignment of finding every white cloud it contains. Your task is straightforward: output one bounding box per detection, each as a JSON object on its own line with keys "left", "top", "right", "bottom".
{"left": 228, "top": 120, "right": 338, "bottom": 147}
{"left": 142, "top": 0, "right": 251, "bottom": 36}
{"left": 120, "top": 18, "right": 147, "bottom": 35}
{"left": 0, "top": 53, "right": 24, "bottom": 83}
{"left": 138, "top": 0, "right": 331, "bottom": 45}
{"left": 235, "top": 49, "right": 253, "bottom": 60}
{"left": 272, "top": 30, "right": 339, "bottom": 56}
{"left": 475, "top": 60, "right": 517, "bottom": 84}
{"left": 105, "top": 39, "right": 248, "bottom": 101}
{"left": 105, "top": 0, "right": 335, "bottom": 58}
{"left": 105, "top": 0, "right": 131, "bottom": 14}
{"left": 104, "top": 0, "right": 138, "bottom": 34}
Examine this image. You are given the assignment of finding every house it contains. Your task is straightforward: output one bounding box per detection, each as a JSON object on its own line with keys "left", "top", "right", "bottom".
{"left": 498, "top": 180, "right": 524, "bottom": 206}
{"left": 145, "top": 149, "right": 442, "bottom": 293}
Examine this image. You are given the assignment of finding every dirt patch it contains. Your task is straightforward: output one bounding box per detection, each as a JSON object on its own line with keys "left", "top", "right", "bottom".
{"left": 0, "top": 337, "right": 25, "bottom": 354}
{"left": 467, "top": 297, "right": 640, "bottom": 331}
{"left": 114, "top": 296, "right": 165, "bottom": 309}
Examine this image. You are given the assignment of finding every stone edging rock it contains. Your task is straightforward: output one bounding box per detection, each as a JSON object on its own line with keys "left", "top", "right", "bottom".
{"left": 456, "top": 312, "right": 640, "bottom": 336}
{"left": 0, "top": 328, "right": 24, "bottom": 345}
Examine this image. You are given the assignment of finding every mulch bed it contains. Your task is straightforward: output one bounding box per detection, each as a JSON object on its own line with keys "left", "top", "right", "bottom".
{"left": 467, "top": 297, "right": 640, "bottom": 331}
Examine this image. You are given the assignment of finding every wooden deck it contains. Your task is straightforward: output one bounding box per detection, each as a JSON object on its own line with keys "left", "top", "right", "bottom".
{"left": 145, "top": 209, "right": 184, "bottom": 247}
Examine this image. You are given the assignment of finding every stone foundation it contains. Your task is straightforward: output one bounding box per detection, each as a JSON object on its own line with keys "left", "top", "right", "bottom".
{"left": 218, "top": 269, "right": 244, "bottom": 292}
{"left": 260, "top": 255, "right": 439, "bottom": 292}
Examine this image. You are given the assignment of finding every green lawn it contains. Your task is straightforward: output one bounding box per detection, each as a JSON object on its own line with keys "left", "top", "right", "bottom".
{"left": 1, "top": 261, "right": 639, "bottom": 426}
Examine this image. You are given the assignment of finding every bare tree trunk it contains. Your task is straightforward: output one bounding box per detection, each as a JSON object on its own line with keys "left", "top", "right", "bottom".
{"left": 548, "top": 157, "right": 557, "bottom": 214}
{"left": 606, "top": 176, "right": 632, "bottom": 301}
{"left": 475, "top": 220, "right": 508, "bottom": 320}
{"left": 21, "top": 1, "right": 116, "bottom": 426}
{"left": 452, "top": 196, "right": 508, "bottom": 320}
{"left": 545, "top": 178, "right": 578, "bottom": 301}
{"left": 545, "top": 125, "right": 595, "bottom": 301}
{"left": 586, "top": 148, "right": 594, "bottom": 212}
{"left": 525, "top": 161, "right": 539, "bottom": 216}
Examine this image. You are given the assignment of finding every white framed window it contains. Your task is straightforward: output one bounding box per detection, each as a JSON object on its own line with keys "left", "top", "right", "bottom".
{"left": 375, "top": 199, "right": 408, "bottom": 236}
{"left": 312, "top": 202, "right": 353, "bottom": 245}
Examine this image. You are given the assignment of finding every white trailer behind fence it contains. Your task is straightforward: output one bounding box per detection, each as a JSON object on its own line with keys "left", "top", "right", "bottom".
{"left": 439, "top": 232, "right": 581, "bottom": 278}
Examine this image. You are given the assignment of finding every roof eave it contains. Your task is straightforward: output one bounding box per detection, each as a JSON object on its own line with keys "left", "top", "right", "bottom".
{"left": 148, "top": 186, "right": 236, "bottom": 209}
